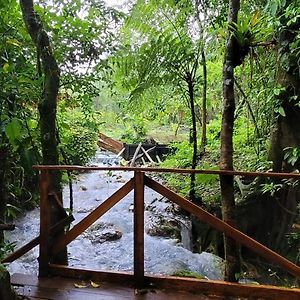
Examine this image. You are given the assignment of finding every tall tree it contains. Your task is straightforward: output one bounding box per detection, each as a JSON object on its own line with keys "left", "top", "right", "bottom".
{"left": 113, "top": 0, "right": 203, "bottom": 202}
{"left": 20, "top": 0, "right": 68, "bottom": 265}
{"left": 265, "top": 0, "right": 300, "bottom": 254}
{"left": 220, "top": 0, "right": 241, "bottom": 282}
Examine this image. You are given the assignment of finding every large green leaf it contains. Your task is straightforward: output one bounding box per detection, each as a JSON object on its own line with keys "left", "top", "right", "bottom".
{"left": 5, "top": 118, "right": 23, "bottom": 147}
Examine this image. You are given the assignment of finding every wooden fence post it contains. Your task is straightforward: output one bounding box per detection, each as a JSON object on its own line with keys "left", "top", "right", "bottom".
{"left": 134, "top": 171, "right": 145, "bottom": 288}
{"left": 39, "top": 170, "right": 51, "bottom": 277}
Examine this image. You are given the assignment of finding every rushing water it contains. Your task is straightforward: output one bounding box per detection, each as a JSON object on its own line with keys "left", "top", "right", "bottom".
{"left": 5, "top": 150, "right": 224, "bottom": 280}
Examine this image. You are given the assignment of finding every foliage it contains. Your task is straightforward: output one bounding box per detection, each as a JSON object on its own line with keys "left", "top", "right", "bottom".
{"left": 260, "top": 181, "right": 283, "bottom": 197}
{"left": 268, "top": 1, "right": 300, "bottom": 75}
{"left": 0, "top": 0, "right": 41, "bottom": 213}
{"left": 0, "top": 241, "right": 16, "bottom": 261}
{"left": 230, "top": 10, "right": 272, "bottom": 47}
{"left": 57, "top": 107, "right": 99, "bottom": 165}
{"left": 0, "top": 0, "right": 123, "bottom": 220}
{"left": 160, "top": 141, "right": 220, "bottom": 203}
{"left": 283, "top": 147, "right": 300, "bottom": 167}
{"left": 110, "top": 0, "right": 203, "bottom": 117}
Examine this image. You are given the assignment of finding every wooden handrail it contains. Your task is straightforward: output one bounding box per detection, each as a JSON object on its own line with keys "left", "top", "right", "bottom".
{"left": 32, "top": 165, "right": 300, "bottom": 179}
{"left": 31, "top": 167, "right": 300, "bottom": 285}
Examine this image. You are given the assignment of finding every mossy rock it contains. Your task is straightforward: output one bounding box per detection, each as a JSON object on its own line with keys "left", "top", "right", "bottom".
{"left": 172, "top": 269, "right": 205, "bottom": 280}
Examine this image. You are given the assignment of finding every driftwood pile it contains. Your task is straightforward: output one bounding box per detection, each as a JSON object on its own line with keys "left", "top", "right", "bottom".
{"left": 97, "top": 133, "right": 166, "bottom": 166}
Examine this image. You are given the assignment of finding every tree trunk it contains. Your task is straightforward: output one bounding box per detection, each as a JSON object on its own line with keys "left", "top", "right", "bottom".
{"left": 0, "top": 145, "right": 8, "bottom": 244}
{"left": 20, "top": 0, "right": 68, "bottom": 265}
{"left": 266, "top": 2, "right": 300, "bottom": 257}
{"left": 220, "top": 0, "right": 241, "bottom": 282}
{"left": 188, "top": 77, "right": 198, "bottom": 203}
{"left": 0, "top": 265, "right": 16, "bottom": 300}
{"left": 200, "top": 50, "right": 207, "bottom": 153}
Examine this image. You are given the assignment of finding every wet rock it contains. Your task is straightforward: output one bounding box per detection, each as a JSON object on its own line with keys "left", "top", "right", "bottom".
{"left": 86, "top": 222, "right": 123, "bottom": 244}
{"left": 77, "top": 208, "right": 93, "bottom": 213}
{"left": 90, "top": 230, "right": 123, "bottom": 244}
{"left": 116, "top": 178, "right": 126, "bottom": 183}
{"left": 129, "top": 204, "right": 134, "bottom": 212}
{"left": 146, "top": 219, "right": 181, "bottom": 240}
{"left": 88, "top": 222, "right": 114, "bottom": 231}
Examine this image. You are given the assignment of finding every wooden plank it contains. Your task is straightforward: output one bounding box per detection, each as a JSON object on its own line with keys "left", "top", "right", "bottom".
{"left": 0, "top": 223, "right": 15, "bottom": 230}
{"left": 49, "top": 264, "right": 134, "bottom": 284}
{"left": 34, "top": 267, "right": 300, "bottom": 300}
{"left": 130, "top": 143, "right": 142, "bottom": 166}
{"left": 11, "top": 274, "right": 133, "bottom": 300}
{"left": 13, "top": 284, "right": 218, "bottom": 300}
{"left": 141, "top": 157, "right": 146, "bottom": 165}
{"left": 141, "top": 146, "right": 155, "bottom": 164}
{"left": 116, "top": 147, "right": 125, "bottom": 158}
{"left": 1, "top": 215, "right": 74, "bottom": 263}
{"left": 32, "top": 165, "right": 300, "bottom": 180}
{"left": 132, "top": 146, "right": 156, "bottom": 163}
{"left": 156, "top": 155, "right": 162, "bottom": 164}
{"left": 12, "top": 272, "right": 218, "bottom": 300}
{"left": 133, "top": 171, "right": 145, "bottom": 288}
{"left": 144, "top": 176, "right": 300, "bottom": 279}
{"left": 98, "top": 133, "right": 123, "bottom": 152}
{"left": 51, "top": 179, "right": 134, "bottom": 255}
{"left": 97, "top": 140, "right": 120, "bottom": 154}
{"left": 146, "top": 274, "right": 300, "bottom": 300}
{"left": 39, "top": 170, "right": 51, "bottom": 277}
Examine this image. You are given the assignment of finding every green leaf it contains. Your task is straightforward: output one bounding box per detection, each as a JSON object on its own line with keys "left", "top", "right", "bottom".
{"left": 278, "top": 106, "right": 286, "bottom": 117}
{"left": 5, "top": 118, "right": 23, "bottom": 147}
{"left": 6, "top": 38, "right": 22, "bottom": 47}
{"left": 3, "top": 63, "right": 9, "bottom": 73}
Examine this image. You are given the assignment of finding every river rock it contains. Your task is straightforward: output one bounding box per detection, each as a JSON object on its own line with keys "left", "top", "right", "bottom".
{"left": 146, "top": 219, "right": 181, "bottom": 240}
{"left": 86, "top": 222, "right": 123, "bottom": 244}
{"left": 90, "top": 229, "right": 123, "bottom": 244}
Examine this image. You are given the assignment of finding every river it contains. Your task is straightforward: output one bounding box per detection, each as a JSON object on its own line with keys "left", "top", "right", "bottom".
{"left": 5, "top": 150, "right": 224, "bottom": 280}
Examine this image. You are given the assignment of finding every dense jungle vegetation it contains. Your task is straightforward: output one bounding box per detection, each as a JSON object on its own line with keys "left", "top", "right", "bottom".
{"left": 0, "top": 0, "right": 300, "bottom": 296}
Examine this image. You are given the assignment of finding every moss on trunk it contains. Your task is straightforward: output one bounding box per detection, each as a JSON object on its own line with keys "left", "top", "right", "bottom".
{"left": 20, "top": 0, "right": 68, "bottom": 266}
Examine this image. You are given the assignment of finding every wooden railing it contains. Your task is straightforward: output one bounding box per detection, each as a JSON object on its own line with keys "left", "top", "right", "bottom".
{"left": 2, "top": 166, "right": 300, "bottom": 299}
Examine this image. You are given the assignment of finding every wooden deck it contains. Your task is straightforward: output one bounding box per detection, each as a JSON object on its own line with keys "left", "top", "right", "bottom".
{"left": 5, "top": 166, "right": 300, "bottom": 300}
{"left": 11, "top": 273, "right": 221, "bottom": 300}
